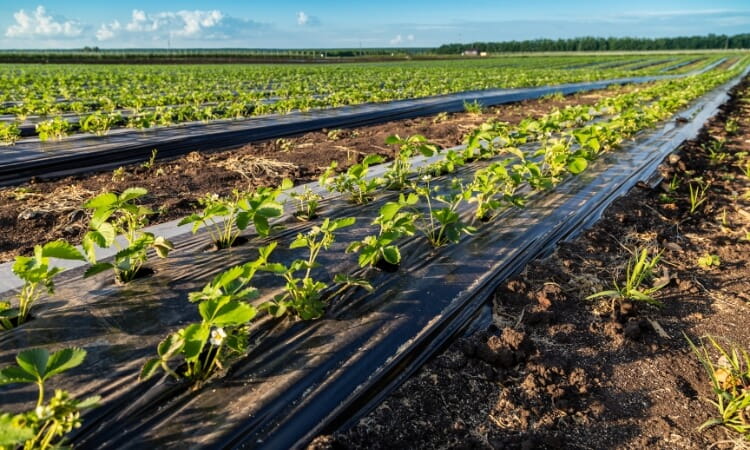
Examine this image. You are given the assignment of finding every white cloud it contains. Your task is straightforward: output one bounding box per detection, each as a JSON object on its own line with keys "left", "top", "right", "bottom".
{"left": 5, "top": 6, "right": 83, "bottom": 38}
{"left": 97, "top": 9, "right": 226, "bottom": 41}
{"left": 390, "top": 34, "right": 414, "bottom": 45}
{"left": 297, "top": 11, "right": 309, "bottom": 26}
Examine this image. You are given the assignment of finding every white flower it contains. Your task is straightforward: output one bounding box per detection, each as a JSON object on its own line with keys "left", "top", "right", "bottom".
{"left": 209, "top": 327, "right": 227, "bottom": 346}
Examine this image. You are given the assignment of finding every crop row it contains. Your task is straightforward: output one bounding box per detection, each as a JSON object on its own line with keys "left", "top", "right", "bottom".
{"left": 0, "top": 55, "right": 711, "bottom": 143}
{"left": 0, "top": 62, "right": 744, "bottom": 449}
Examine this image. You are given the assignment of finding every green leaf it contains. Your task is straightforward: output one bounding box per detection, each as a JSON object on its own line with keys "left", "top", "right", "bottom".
{"left": 261, "top": 263, "right": 287, "bottom": 274}
{"left": 76, "top": 395, "right": 101, "bottom": 410}
{"left": 280, "top": 179, "right": 294, "bottom": 190}
{"left": 330, "top": 217, "right": 356, "bottom": 231}
{"left": 84, "top": 262, "right": 114, "bottom": 278}
{"left": 213, "top": 301, "right": 257, "bottom": 326}
{"left": 384, "top": 135, "right": 401, "bottom": 145}
{"left": 157, "top": 333, "right": 184, "bottom": 358}
{"left": 567, "top": 157, "right": 588, "bottom": 175}
{"left": 152, "top": 236, "right": 173, "bottom": 258}
{"left": 91, "top": 222, "right": 116, "bottom": 247}
{"left": 290, "top": 235, "right": 309, "bottom": 249}
{"left": 41, "top": 240, "right": 85, "bottom": 261}
{"left": 362, "top": 154, "right": 385, "bottom": 166}
{"left": 178, "top": 214, "right": 202, "bottom": 227}
{"left": 84, "top": 192, "right": 117, "bottom": 209}
{"left": 15, "top": 349, "right": 50, "bottom": 381}
{"left": 0, "top": 413, "right": 35, "bottom": 447}
{"left": 119, "top": 187, "right": 148, "bottom": 203}
{"left": 45, "top": 347, "right": 86, "bottom": 378}
{"left": 254, "top": 216, "right": 271, "bottom": 236}
{"left": 0, "top": 366, "right": 37, "bottom": 385}
{"left": 380, "top": 202, "right": 401, "bottom": 221}
{"left": 182, "top": 324, "right": 209, "bottom": 361}
{"left": 381, "top": 246, "right": 401, "bottom": 265}
{"left": 256, "top": 204, "right": 283, "bottom": 218}
{"left": 139, "top": 358, "right": 161, "bottom": 381}
{"left": 236, "top": 211, "right": 251, "bottom": 230}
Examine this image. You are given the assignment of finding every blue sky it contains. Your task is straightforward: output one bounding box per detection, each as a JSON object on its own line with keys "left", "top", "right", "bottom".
{"left": 1, "top": 1, "right": 749, "bottom": 49}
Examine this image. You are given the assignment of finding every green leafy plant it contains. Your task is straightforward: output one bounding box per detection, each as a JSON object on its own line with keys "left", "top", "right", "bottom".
{"left": 35, "top": 117, "right": 71, "bottom": 141}
{"left": 326, "top": 128, "right": 343, "bottom": 140}
{"left": 384, "top": 135, "right": 438, "bottom": 190}
{"left": 0, "top": 122, "right": 21, "bottom": 146}
{"left": 702, "top": 139, "right": 729, "bottom": 164}
{"left": 423, "top": 149, "right": 465, "bottom": 176}
{"left": 413, "top": 178, "right": 475, "bottom": 247}
{"left": 289, "top": 187, "right": 321, "bottom": 221}
{"left": 180, "top": 180, "right": 291, "bottom": 249}
{"left": 725, "top": 117, "right": 740, "bottom": 135}
{"left": 320, "top": 154, "right": 385, "bottom": 204}
{"left": 141, "top": 244, "right": 274, "bottom": 383}
{"left": 347, "top": 193, "right": 419, "bottom": 269}
{"left": 261, "top": 217, "right": 370, "bottom": 319}
{"left": 697, "top": 253, "right": 721, "bottom": 269}
{"left": 82, "top": 188, "right": 174, "bottom": 284}
{"left": 688, "top": 181, "right": 710, "bottom": 215}
{"left": 668, "top": 174, "right": 680, "bottom": 193}
{"left": 686, "top": 335, "right": 750, "bottom": 440}
{"left": 468, "top": 160, "right": 524, "bottom": 220}
{"left": 1, "top": 241, "right": 84, "bottom": 330}
{"left": 141, "top": 149, "right": 158, "bottom": 170}
{"left": 587, "top": 247, "right": 667, "bottom": 310}
{"left": 0, "top": 348, "right": 99, "bottom": 450}
{"left": 463, "top": 99, "right": 483, "bottom": 115}
{"left": 79, "top": 111, "right": 121, "bottom": 136}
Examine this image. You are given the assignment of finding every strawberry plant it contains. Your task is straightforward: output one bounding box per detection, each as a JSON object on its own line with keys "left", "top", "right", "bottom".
{"left": 468, "top": 160, "right": 524, "bottom": 221}
{"left": 0, "top": 121, "right": 21, "bottom": 145}
{"left": 289, "top": 187, "right": 322, "bottom": 221}
{"left": 413, "top": 178, "right": 475, "bottom": 247}
{"left": 141, "top": 244, "right": 275, "bottom": 382}
{"left": 320, "top": 154, "right": 385, "bottom": 204}
{"left": 82, "top": 188, "right": 174, "bottom": 284}
{"left": 179, "top": 180, "right": 291, "bottom": 249}
{"left": 347, "top": 193, "right": 419, "bottom": 270}
{"left": 79, "top": 111, "right": 122, "bottom": 136}
{"left": 1, "top": 240, "right": 84, "bottom": 330}
{"left": 0, "top": 348, "right": 99, "bottom": 450}
{"left": 261, "top": 217, "right": 370, "bottom": 319}
{"left": 384, "top": 135, "right": 438, "bottom": 190}
{"left": 35, "top": 117, "right": 71, "bottom": 141}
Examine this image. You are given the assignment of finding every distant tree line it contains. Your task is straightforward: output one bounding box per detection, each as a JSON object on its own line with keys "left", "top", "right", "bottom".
{"left": 437, "top": 33, "right": 750, "bottom": 53}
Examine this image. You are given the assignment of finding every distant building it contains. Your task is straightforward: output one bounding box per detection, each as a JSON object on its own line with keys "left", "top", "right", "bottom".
{"left": 462, "top": 49, "right": 479, "bottom": 56}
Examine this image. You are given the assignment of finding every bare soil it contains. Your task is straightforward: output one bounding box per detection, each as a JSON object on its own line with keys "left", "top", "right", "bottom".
{"left": 0, "top": 84, "right": 630, "bottom": 263}
{"left": 309, "top": 77, "right": 750, "bottom": 448}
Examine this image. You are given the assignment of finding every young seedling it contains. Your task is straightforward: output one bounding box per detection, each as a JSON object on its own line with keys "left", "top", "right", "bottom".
{"left": 261, "top": 217, "right": 370, "bottom": 319}
{"left": 347, "top": 193, "right": 419, "bottom": 270}
{"left": 587, "top": 247, "right": 668, "bottom": 311}
{"left": 413, "top": 178, "right": 475, "bottom": 247}
{"left": 463, "top": 100, "right": 483, "bottom": 115}
{"left": 320, "top": 154, "right": 385, "bottom": 204}
{"left": 1, "top": 240, "right": 84, "bottom": 330}
{"left": 383, "top": 135, "right": 438, "bottom": 190}
{"left": 0, "top": 348, "right": 100, "bottom": 450}
{"left": 289, "top": 186, "right": 322, "bottom": 221}
{"left": 702, "top": 139, "right": 729, "bottom": 164}
{"left": 141, "top": 244, "right": 275, "bottom": 383}
{"left": 141, "top": 149, "right": 158, "bottom": 170}
{"left": 423, "top": 150, "right": 465, "bottom": 176}
{"left": 688, "top": 181, "right": 709, "bottom": 215}
{"left": 697, "top": 253, "right": 721, "bottom": 269}
{"left": 725, "top": 117, "right": 740, "bottom": 135}
{"left": 686, "top": 335, "right": 750, "bottom": 439}
{"left": 82, "top": 188, "right": 174, "bottom": 284}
